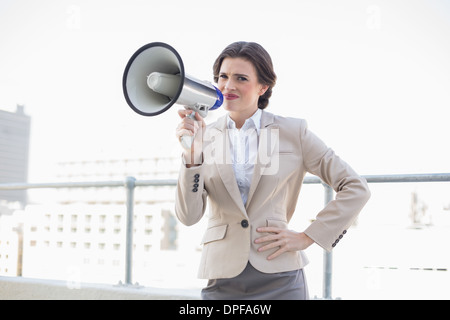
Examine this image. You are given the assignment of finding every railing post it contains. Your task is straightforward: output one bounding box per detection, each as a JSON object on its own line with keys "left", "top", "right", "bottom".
{"left": 323, "top": 183, "right": 334, "bottom": 299}
{"left": 124, "top": 176, "right": 136, "bottom": 285}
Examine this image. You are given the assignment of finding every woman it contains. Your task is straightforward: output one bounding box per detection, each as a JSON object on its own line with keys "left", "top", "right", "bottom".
{"left": 175, "top": 42, "right": 370, "bottom": 300}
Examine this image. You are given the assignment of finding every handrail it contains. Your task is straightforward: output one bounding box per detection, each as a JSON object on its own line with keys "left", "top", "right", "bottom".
{"left": 2, "top": 173, "right": 450, "bottom": 190}
{"left": 363, "top": 173, "right": 450, "bottom": 183}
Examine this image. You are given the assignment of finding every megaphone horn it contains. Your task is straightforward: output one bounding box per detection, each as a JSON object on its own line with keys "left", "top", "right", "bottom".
{"left": 122, "top": 42, "right": 223, "bottom": 148}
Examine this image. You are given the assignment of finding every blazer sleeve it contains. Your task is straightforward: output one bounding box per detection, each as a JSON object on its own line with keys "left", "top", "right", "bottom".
{"left": 299, "top": 120, "right": 371, "bottom": 252}
{"left": 175, "top": 157, "right": 208, "bottom": 226}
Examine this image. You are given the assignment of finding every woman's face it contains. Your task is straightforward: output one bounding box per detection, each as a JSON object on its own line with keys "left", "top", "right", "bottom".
{"left": 217, "top": 57, "right": 268, "bottom": 115}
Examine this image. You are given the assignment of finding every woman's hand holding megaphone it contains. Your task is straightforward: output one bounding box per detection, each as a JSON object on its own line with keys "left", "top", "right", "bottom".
{"left": 176, "top": 109, "right": 205, "bottom": 168}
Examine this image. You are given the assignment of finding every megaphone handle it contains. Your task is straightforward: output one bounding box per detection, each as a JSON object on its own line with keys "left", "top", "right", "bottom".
{"left": 180, "top": 111, "right": 196, "bottom": 149}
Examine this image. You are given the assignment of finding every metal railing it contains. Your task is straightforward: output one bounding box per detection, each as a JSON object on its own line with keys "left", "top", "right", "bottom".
{"left": 1, "top": 172, "right": 450, "bottom": 299}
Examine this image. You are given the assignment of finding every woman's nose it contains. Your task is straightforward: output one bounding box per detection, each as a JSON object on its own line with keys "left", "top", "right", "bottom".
{"left": 224, "top": 79, "right": 235, "bottom": 90}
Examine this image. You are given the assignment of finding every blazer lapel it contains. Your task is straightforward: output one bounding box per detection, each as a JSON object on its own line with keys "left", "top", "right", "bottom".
{"left": 246, "top": 111, "right": 279, "bottom": 209}
{"left": 209, "top": 115, "right": 247, "bottom": 215}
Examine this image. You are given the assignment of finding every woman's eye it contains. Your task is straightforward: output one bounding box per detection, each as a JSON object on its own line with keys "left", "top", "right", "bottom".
{"left": 238, "top": 76, "right": 248, "bottom": 81}
{"left": 219, "top": 74, "right": 228, "bottom": 79}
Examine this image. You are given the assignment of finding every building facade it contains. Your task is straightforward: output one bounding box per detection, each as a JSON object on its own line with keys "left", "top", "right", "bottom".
{"left": 0, "top": 105, "right": 31, "bottom": 206}
{"left": 0, "top": 127, "right": 205, "bottom": 285}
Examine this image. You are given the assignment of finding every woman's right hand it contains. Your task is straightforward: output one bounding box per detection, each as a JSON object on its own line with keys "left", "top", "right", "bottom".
{"left": 176, "top": 109, "right": 205, "bottom": 166}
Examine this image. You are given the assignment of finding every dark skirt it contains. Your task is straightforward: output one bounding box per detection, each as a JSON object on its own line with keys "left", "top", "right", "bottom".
{"left": 201, "top": 262, "right": 309, "bottom": 300}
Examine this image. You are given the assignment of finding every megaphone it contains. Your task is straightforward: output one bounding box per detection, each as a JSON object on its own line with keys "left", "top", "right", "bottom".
{"left": 122, "top": 42, "right": 223, "bottom": 149}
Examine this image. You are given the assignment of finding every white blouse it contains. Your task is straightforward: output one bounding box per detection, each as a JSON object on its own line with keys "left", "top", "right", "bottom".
{"left": 226, "top": 109, "right": 262, "bottom": 206}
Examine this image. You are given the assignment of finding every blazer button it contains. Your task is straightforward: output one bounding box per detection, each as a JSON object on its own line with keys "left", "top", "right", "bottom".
{"left": 241, "top": 219, "right": 249, "bottom": 228}
{"left": 192, "top": 188, "right": 198, "bottom": 192}
{"left": 194, "top": 174, "right": 200, "bottom": 179}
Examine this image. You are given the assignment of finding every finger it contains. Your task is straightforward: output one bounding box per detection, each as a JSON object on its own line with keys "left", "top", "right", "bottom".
{"left": 175, "top": 129, "right": 194, "bottom": 141}
{"left": 254, "top": 233, "right": 279, "bottom": 244}
{"left": 178, "top": 109, "right": 194, "bottom": 119}
{"left": 193, "top": 111, "right": 206, "bottom": 127}
{"left": 178, "top": 109, "right": 187, "bottom": 118}
{"left": 267, "top": 247, "right": 287, "bottom": 260}
{"left": 257, "top": 239, "right": 285, "bottom": 252}
{"left": 181, "top": 113, "right": 200, "bottom": 128}
{"left": 178, "top": 120, "right": 196, "bottom": 133}
{"left": 256, "top": 227, "right": 282, "bottom": 234}
{"left": 257, "top": 239, "right": 288, "bottom": 260}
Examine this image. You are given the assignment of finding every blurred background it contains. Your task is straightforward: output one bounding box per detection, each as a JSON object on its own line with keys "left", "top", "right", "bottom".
{"left": 0, "top": 0, "right": 449, "bottom": 299}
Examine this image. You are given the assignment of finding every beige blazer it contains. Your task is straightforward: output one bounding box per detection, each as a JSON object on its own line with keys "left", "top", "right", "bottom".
{"left": 175, "top": 110, "right": 370, "bottom": 279}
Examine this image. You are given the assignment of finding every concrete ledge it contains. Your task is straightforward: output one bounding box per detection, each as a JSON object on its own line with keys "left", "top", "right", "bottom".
{"left": 0, "top": 276, "right": 201, "bottom": 300}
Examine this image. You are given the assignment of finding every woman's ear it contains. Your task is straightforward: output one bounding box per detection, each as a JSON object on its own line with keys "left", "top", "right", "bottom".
{"left": 259, "top": 84, "right": 269, "bottom": 96}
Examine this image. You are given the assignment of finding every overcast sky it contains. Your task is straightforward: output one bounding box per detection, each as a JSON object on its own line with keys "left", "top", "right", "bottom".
{"left": 1, "top": 0, "right": 449, "bottom": 184}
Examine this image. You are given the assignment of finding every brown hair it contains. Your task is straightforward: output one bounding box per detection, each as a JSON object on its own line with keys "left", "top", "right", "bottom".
{"left": 213, "top": 42, "right": 277, "bottom": 109}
